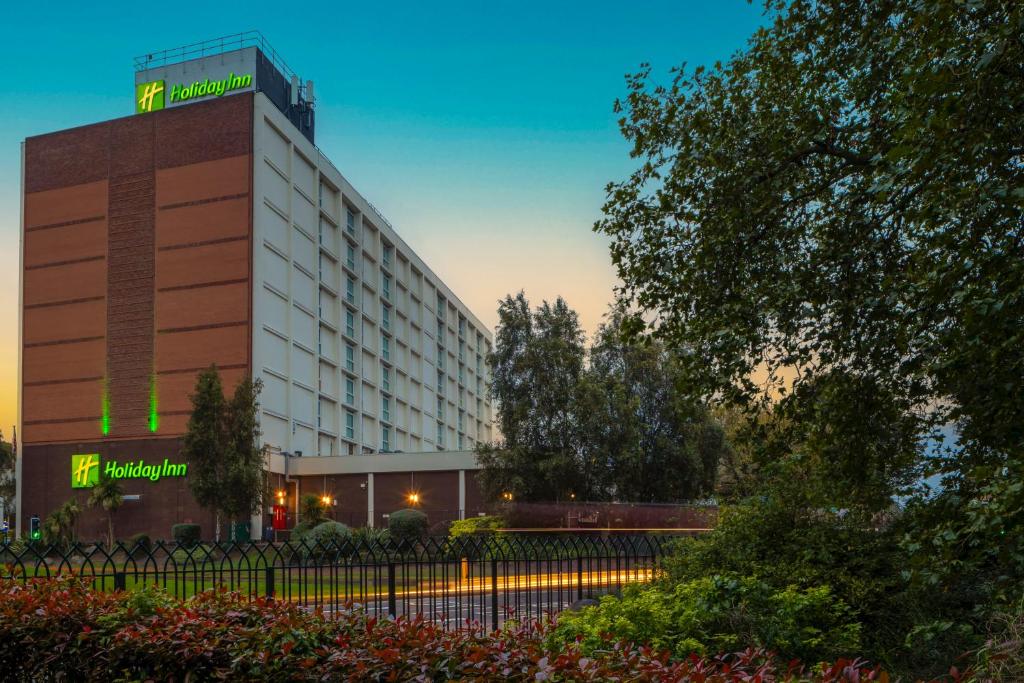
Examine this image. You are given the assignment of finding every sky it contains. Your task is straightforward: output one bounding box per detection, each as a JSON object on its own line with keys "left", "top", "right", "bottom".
{"left": 0, "top": 1, "right": 768, "bottom": 434}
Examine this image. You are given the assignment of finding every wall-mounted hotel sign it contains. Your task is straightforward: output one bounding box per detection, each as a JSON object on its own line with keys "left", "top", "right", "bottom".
{"left": 71, "top": 453, "right": 187, "bottom": 488}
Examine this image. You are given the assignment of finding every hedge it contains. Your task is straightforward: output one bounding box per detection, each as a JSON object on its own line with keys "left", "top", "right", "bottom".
{"left": 0, "top": 576, "right": 890, "bottom": 682}
{"left": 388, "top": 508, "right": 428, "bottom": 544}
{"left": 171, "top": 523, "right": 201, "bottom": 547}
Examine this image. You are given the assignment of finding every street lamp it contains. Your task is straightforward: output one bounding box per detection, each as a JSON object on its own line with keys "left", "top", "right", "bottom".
{"left": 407, "top": 492, "right": 420, "bottom": 506}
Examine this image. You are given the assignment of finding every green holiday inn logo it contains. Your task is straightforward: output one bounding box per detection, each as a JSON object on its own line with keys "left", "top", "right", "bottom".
{"left": 71, "top": 453, "right": 100, "bottom": 488}
{"left": 135, "top": 73, "right": 252, "bottom": 114}
{"left": 70, "top": 454, "right": 187, "bottom": 488}
{"left": 136, "top": 80, "right": 165, "bottom": 113}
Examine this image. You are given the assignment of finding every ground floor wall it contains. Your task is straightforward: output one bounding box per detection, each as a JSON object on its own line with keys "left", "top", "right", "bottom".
{"left": 20, "top": 437, "right": 487, "bottom": 542}
{"left": 19, "top": 437, "right": 215, "bottom": 542}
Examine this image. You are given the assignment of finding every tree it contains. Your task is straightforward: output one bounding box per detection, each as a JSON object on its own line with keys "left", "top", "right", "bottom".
{"left": 42, "top": 499, "right": 80, "bottom": 550}
{"left": 0, "top": 432, "right": 14, "bottom": 522}
{"left": 478, "top": 293, "right": 587, "bottom": 502}
{"left": 87, "top": 470, "right": 123, "bottom": 549}
{"left": 478, "top": 296, "right": 726, "bottom": 503}
{"left": 182, "top": 366, "right": 267, "bottom": 542}
{"left": 597, "top": 0, "right": 1022, "bottom": 600}
{"left": 587, "top": 310, "right": 723, "bottom": 502}
{"left": 221, "top": 376, "right": 267, "bottom": 540}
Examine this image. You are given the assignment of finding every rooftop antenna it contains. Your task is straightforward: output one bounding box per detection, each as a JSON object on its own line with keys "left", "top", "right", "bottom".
{"left": 290, "top": 75, "right": 299, "bottom": 107}
{"left": 305, "top": 80, "right": 315, "bottom": 106}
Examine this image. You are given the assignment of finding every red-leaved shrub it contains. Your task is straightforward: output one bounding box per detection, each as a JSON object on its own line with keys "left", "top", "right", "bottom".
{"left": 0, "top": 575, "right": 889, "bottom": 681}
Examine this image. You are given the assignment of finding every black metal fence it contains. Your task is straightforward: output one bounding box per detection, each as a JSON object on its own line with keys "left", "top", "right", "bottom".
{"left": 0, "top": 534, "right": 679, "bottom": 629}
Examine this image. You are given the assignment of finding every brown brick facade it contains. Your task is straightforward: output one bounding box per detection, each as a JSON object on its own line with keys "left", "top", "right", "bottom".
{"left": 21, "top": 94, "right": 255, "bottom": 538}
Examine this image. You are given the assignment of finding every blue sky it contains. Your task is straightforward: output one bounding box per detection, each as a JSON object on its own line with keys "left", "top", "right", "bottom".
{"left": 0, "top": 1, "right": 768, "bottom": 429}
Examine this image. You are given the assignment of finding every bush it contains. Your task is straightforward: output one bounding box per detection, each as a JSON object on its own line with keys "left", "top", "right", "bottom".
{"left": 351, "top": 526, "right": 390, "bottom": 546}
{"left": 171, "top": 524, "right": 201, "bottom": 547}
{"left": 125, "top": 533, "right": 151, "bottom": 558}
{"left": 0, "top": 575, "right": 890, "bottom": 681}
{"left": 299, "top": 494, "right": 326, "bottom": 526}
{"left": 553, "top": 574, "right": 861, "bottom": 664}
{"left": 448, "top": 515, "right": 505, "bottom": 539}
{"left": 290, "top": 521, "right": 315, "bottom": 544}
{"left": 298, "top": 521, "right": 353, "bottom": 561}
{"left": 388, "top": 509, "right": 428, "bottom": 545}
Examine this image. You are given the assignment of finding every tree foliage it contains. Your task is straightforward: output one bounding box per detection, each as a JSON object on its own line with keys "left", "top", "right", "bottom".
{"left": 590, "top": 0, "right": 1024, "bottom": 674}
{"left": 478, "top": 293, "right": 726, "bottom": 503}
{"left": 597, "top": 0, "right": 1024, "bottom": 599}
{"left": 182, "top": 367, "right": 267, "bottom": 541}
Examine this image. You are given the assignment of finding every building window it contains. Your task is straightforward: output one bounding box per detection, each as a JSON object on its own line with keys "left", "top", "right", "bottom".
{"left": 346, "top": 243, "right": 356, "bottom": 271}
{"left": 382, "top": 426, "right": 391, "bottom": 452}
{"left": 437, "top": 293, "right": 445, "bottom": 318}
{"left": 436, "top": 318, "right": 444, "bottom": 341}
{"left": 437, "top": 395, "right": 444, "bottom": 419}
{"left": 381, "top": 335, "right": 390, "bottom": 361}
{"left": 382, "top": 396, "right": 390, "bottom": 422}
{"left": 345, "top": 344, "right": 355, "bottom": 373}
{"left": 437, "top": 344, "right": 445, "bottom": 371}
{"left": 457, "top": 433, "right": 464, "bottom": 450}
{"left": 345, "top": 276, "right": 355, "bottom": 304}
{"left": 346, "top": 209, "right": 356, "bottom": 236}
{"left": 345, "top": 378, "right": 355, "bottom": 405}
{"left": 382, "top": 244, "right": 393, "bottom": 270}
{"left": 382, "top": 274, "right": 391, "bottom": 301}
{"left": 381, "top": 304, "right": 390, "bottom": 332}
{"left": 437, "top": 369, "right": 444, "bottom": 394}
{"left": 458, "top": 409, "right": 464, "bottom": 432}
{"left": 345, "top": 411, "right": 355, "bottom": 439}
{"left": 458, "top": 364, "right": 465, "bottom": 384}
{"left": 382, "top": 366, "right": 391, "bottom": 393}
{"left": 436, "top": 421, "right": 444, "bottom": 447}
{"left": 345, "top": 310, "right": 355, "bottom": 338}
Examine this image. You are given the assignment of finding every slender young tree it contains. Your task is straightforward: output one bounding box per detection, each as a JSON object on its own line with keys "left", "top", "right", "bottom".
{"left": 182, "top": 366, "right": 227, "bottom": 542}
{"left": 221, "top": 376, "right": 267, "bottom": 541}
{"left": 87, "top": 470, "right": 124, "bottom": 549}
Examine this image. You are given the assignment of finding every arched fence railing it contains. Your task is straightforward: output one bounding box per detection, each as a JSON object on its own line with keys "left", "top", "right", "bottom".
{"left": 0, "top": 533, "right": 685, "bottom": 629}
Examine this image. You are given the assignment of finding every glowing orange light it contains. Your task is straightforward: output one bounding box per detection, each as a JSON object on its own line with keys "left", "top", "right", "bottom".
{"left": 407, "top": 492, "right": 420, "bottom": 505}
{"left": 502, "top": 492, "right": 513, "bottom": 501}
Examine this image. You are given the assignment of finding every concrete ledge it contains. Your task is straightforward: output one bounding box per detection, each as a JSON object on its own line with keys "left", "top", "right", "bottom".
{"left": 266, "top": 450, "right": 480, "bottom": 476}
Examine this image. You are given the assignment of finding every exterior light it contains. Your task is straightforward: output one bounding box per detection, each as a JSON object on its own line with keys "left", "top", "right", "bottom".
{"left": 569, "top": 493, "right": 576, "bottom": 500}
{"left": 407, "top": 492, "right": 420, "bottom": 505}
{"left": 321, "top": 495, "right": 331, "bottom": 506}
{"left": 502, "top": 492, "right": 513, "bottom": 502}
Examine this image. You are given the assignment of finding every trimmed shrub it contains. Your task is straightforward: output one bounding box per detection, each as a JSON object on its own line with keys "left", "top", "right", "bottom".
{"left": 552, "top": 573, "right": 862, "bottom": 665}
{"left": 351, "top": 526, "right": 390, "bottom": 546}
{"left": 126, "top": 533, "right": 151, "bottom": 558}
{"left": 388, "top": 509, "right": 428, "bottom": 545}
{"left": 448, "top": 515, "right": 505, "bottom": 539}
{"left": 299, "top": 521, "right": 353, "bottom": 560}
{"left": 290, "top": 520, "right": 315, "bottom": 544}
{"left": 171, "top": 524, "right": 201, "bottom": 547}
{"left": 0, "top": 575, "right": 889, "bottom": 682}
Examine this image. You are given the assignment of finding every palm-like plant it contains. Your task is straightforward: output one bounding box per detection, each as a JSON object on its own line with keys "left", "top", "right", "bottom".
{"left": 88, "top": 471, "right": 124, "bottom": 549}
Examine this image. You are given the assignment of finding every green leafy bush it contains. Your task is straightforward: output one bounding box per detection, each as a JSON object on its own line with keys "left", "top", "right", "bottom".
{"left": 448, "top": 515, "right": 505, "bottom": 538}
{"left": 388, "top": 509, "right": 428, "bottom": 545}
{"left": 171, "top": 524, "right": 201, "bottom": 547}
{"left": 289, "top": 521, "right": 315, "bottom": 544}
{"left": 298, "top": 521, "right": 353, "bottom": 561}
{"left": 0, "top": 575, "right": 890, "bottom": 681}
{"left": 351, "top": 525, "right": 390, "bottom": 546}
{"left": 553, "top": 574, "right": 861, "bottom": 664}
{"left": 125, "top": 533, "right": 151, "bottom": 559}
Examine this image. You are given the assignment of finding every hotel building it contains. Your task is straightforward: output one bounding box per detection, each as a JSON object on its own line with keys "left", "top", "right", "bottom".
{"left": 17, "top": 35, "right": 492, "bottom": 540}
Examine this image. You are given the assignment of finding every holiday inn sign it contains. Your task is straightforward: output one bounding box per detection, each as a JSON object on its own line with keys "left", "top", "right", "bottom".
{"left": 71, "top": 453, "right": 187, "bottom": 488}
{"left": 136, "top": 72, "right": 253, "bottom": 113}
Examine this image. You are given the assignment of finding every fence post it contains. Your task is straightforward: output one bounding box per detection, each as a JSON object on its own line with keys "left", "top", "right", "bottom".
{"left": 113, "top": 571, "right": 126, "bottom": 592}
{"left": 576, "top": 556, "right": 584, "bottom": 601}
{"left": 387, "top": 562, "right": 397, "bottom": 617}
{"left": 265, "top": 566, "right": 275, "bottom": 599}
{"left": 490, "top": 558, "right": 499, "bottom": 632}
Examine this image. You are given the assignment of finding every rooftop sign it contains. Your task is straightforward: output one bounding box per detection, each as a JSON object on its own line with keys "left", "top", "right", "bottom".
{"left": 135, "top": 47, "right": 257, "bottom": 114}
